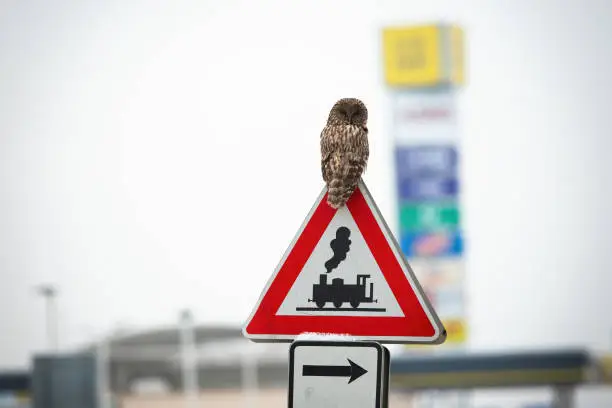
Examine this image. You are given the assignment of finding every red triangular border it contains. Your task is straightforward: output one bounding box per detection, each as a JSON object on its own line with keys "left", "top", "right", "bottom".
{"left": 243, "top": 181, "right": 445, "bottom": 343}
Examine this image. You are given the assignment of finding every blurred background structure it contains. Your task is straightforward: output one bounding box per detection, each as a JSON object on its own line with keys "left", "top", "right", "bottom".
{"left": 33, "top": 285, "right": 59, "bottom": 353}
{"left": 1, "top": 1, "right": 612, "bottom": 407}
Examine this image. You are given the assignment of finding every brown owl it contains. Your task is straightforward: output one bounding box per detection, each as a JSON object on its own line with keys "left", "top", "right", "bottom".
{"left": 320, "top": 98, "right": 369, "bottom": 209}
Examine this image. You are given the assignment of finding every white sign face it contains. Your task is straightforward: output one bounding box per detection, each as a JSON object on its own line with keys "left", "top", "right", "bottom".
{"left": 391, "top": 90, "right": 458, "bottom": 145}
{"left": 289, "top": 341, "right": 384, "bottom": 408}
{"left": 242, "top": 179, "right": 446, "bottom": 345}
{"left": 276, "top": 203, "right": 404, "bottom": 317}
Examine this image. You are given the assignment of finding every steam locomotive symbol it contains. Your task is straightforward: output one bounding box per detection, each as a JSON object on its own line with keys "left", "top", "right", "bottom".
{"left": 308, "top": 273, "right": 379, "bottom": 309}
{"left": 295, "top": 226, "right": 386, "bottom": 313}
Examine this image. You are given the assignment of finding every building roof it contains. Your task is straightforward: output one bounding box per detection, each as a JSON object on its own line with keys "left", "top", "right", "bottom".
{"left": 85, "top": 324, "right": 289, "bottom": 366}
{"left": 107, "top": 324, "right": 241, "bottom": 346}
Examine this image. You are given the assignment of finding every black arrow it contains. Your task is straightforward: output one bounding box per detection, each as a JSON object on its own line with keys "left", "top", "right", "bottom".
{"left": 302, "top": 359, "right": 368, "bottom": 384}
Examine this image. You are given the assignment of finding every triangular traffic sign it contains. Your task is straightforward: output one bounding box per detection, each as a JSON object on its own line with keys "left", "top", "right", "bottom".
{"left": 243, "top": 179, "right": 446, "bottom": 344}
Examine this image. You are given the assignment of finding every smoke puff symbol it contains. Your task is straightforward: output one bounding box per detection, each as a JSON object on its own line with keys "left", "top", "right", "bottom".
{"left": 325, "top": 226, "right": 352, "bottom": 273}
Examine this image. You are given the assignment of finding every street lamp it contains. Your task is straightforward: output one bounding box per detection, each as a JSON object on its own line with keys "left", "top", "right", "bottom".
{"left": 179, "top": 309, "right": 199, "bottom": 408}
{"left": 35, "top": 284, "right": 59, "bottom": 352}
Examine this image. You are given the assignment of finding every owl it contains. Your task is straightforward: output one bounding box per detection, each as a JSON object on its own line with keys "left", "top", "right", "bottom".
{"left": 320, "top": 98, "right": 369, "bottom": 209}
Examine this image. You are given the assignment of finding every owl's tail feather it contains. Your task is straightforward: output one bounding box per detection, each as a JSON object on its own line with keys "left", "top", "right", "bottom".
{"left": 326, "top": 178, "right": 356, "bottom": 209}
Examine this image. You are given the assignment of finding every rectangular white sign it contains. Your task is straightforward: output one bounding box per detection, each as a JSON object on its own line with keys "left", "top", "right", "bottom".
{"left": 289, "top": 340, "right": 387, "bottom": 408}
{"left": 390, "top": 89, "right": 459, "bottom": 145}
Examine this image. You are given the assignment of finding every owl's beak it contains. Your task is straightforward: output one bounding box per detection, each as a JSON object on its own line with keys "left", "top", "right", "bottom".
{"left": 346, "top": 106, "right": 358, "bottom": 122}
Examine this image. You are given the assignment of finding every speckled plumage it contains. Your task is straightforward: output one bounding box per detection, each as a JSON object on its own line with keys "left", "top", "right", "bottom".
{"left": 320, "top": 98, "right": 369, "bottom": 209}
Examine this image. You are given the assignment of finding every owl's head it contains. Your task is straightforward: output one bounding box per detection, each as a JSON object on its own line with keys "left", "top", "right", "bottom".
{"left": 326, "top": 98, "right": 368, "bottom": 126}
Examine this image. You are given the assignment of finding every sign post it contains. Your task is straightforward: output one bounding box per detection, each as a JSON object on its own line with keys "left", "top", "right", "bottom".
{"left": 381, "top": 21, "right": 468, "bottom": 408}
{"left": 242, "top": 38, "right": 464, "bottom": 399}
{"left": 382, "top": 23, "right": 468, "bottom": 351}
{"left": 289, "top": 341, "right": 390, "bottom": 408}
{"left": 242, "top": 177, "right": 447, "bottom": 406}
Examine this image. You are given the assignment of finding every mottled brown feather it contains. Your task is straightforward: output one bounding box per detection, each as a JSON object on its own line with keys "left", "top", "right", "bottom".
{"left": 320, "top": 98, "right": 369, "bottom": 209}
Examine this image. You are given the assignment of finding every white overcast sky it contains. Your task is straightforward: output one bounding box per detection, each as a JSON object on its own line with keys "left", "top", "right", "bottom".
{"left": 1, "top": 0, "right": 612, "bottom": 384}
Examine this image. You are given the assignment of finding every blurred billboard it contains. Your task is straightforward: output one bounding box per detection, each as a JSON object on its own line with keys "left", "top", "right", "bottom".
{"left": 381, "top": 23, "right": 467, "bottom": 351}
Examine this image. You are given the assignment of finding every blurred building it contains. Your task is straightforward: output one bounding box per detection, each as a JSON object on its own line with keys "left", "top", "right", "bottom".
{"left": 86, "top": 324, "right": 285, "bottom": 393}
{"left": 86, "top": 323, "right": 418, "bottom": 407}
{"left": 1, "top": 322, "right": 607, "bottom": 407}
{"left": 70, "top": 323, "right": 608, "bottom": 408}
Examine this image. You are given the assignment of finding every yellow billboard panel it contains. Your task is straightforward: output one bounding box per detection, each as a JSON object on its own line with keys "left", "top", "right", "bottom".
{"left": 442, "top": 317, "right": 467, "bottom": 344}
{"left": 382, "top": 25, "right": 441, "bottom": 86}
{"left": 450, "top": 25, "right": 465, "bottom": 85}
{"left": 382, "top": 24, "right": 465, "bottom": 87}
{"left": 403, "top": 318, "right": 467, "bottom": 352}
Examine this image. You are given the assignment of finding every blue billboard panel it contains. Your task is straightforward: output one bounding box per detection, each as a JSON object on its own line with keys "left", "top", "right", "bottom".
{"left": 395, "top": 145, "right": 458, "bottom": 178}
{"left": 397, "top": 177, "right": 458, "bottom": 201}
{"left": 400, "top": 231, "right": 463, "bottom": 258}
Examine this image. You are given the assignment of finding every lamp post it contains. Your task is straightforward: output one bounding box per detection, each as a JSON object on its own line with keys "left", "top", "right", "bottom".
{"left": 96, "top": 332, "right": 112, "bottom": 408}
{"left": 179, "top": 309, "right": 199, "bottom": 408}
{"left": 240, "top": 343, "right": 259, "bottom": 408}
{"left": 35, "top": 284, "right": 59, "bottom": 352}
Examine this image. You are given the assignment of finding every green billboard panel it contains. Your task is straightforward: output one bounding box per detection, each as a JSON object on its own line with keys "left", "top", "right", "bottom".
{"left": 400, "top": 202, "right": 459, "bottom": 231}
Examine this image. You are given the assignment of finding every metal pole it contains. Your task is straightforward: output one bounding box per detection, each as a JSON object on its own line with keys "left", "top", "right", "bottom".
{"left": 96, "top": 334, "right": 112, "bottom": 408}
{"left": 36, "top": 284, "right": 58, "bottom": 351}
{"left": 552, "top": 387, "right": 574, "bottom": 408}
{"left": 240, "top": 346, "right": 258, "bottom": 408}
{"left": 456, "top": 391, "right": 471, "bottom": 408}
{"left": 179, "top": 309, "right": 199, "bottom": 408}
